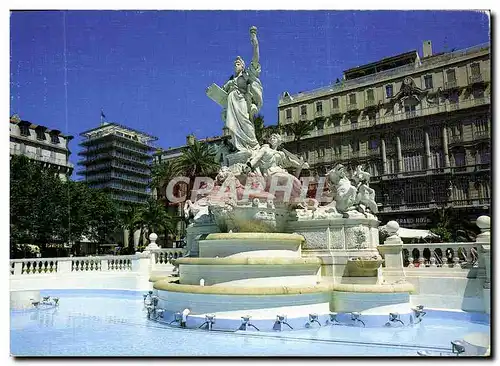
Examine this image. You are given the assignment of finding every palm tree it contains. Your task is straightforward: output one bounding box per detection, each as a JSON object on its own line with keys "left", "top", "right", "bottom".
{"left": 175, "top": 138, "right": 220, "bottom": 198}
{"left": 119, "top": 206, "right": 141, "bottom": 252}
{"left": 151, "top": 159, "right": 180, "bottom": 200}
{"left": 253, "top": 114, "right": 265, "bottom": 144}
{"left": 429, "top": 206, "right": 479, "bottom": 242}
{"left": 286, "top": 120, "right": 315, "bottom": 153}
{"left": 138, "top": 198, "right": 177, "bottom": 247}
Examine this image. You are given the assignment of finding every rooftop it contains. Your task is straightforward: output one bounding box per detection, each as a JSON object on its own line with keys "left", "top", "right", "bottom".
{"left": 79, "top": 122, "right": 158, "bottom": 144}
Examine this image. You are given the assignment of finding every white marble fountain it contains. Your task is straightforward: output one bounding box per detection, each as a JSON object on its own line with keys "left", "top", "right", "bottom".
{"left": 151, "top": 26, "right": 414, "bottom": 330}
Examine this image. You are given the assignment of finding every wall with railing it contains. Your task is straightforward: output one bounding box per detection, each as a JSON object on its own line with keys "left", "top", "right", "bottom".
{"left": 379, "top": 216, "right": 491, "bottom": 313}
{"left": 9, "top": 248, "right": 186, "bottom": 292}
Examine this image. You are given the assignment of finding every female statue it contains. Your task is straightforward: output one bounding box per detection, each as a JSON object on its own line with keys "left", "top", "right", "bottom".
{"left": 221, "top": 26, "right": 263, "bottom": 152}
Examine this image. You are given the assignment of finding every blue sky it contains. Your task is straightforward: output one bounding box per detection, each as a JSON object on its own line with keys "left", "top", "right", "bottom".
{"left": 10, "top": 10, "right": 490, "bottom": 175}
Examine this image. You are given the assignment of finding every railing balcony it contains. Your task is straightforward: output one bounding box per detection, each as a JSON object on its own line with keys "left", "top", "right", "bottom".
{"left": 449, "top": 134, "right": 463, "bottom": 144}
{"left": 405, "top": 110, "right": 417, "bottom": 119}
{"left": 315, "top": 110, "right": 324, "bottom": 117}
{"left": 444, "top": 79, "right": 457, "bottom": 90}
{"left": 368, "top": 147, "right": 380, "bottom": 155}
{"left": 473, "top": 130, "right": 490, "bottom": 139}
{"left": 451, "top": 165, "right": 467, "bottom": 173}
{"left": 330, "top": 107, "right": 341, "bottom": 116}
{"left": 469, "top": 74, "right": 483, "bottom": 84}
{"left": 299, "top": 114, "right": 308, "bottom": 122}
{"left": 347, "top": 103, "right": 358, "bottom": 112}
{"left": 364, "top": 99, "right": 376, "bottom": 109}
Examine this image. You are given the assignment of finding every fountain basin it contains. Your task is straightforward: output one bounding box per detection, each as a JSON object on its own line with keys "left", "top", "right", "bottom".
{"left": 173, "top": 257, "right": 322, "bottom": 285}
{"left": 154, "top": 281, "right": 333, "bottom": 314}
{"left": 198, "top": 232, "right": 304, "bottom": 257}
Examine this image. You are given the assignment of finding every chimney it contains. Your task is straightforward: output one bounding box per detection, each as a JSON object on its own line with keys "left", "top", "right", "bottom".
{"left": 423, "top": 40, "right": 433, "bottom": 58}
{"left": 186, "top": 134, "right": 195, "bottom": 146}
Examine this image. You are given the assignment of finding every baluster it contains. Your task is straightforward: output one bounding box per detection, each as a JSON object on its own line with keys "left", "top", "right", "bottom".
{"left": 452, "top": 255, "right": 460, "bottom": 268}
{"left": 418, "top": 257, "right": 425, "bottom": 268}
{"left": 408, "top": 256, "right": 414, "bottom": 268}
{"left": 465, "top": 248, "right": 473, "bottom": 267}
{"left": 441, "top": 250, "right": 447, "bottom": 268}
{"left": 118, "top": 260, "right": 123, "bottom": 271}
{"left": 430, "top": 256, "right": 437, "bottom": 267}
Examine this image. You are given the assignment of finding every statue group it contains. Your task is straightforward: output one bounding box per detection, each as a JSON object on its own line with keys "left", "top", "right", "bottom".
{"left": 195, "top": 26, "right": 379, "bottom": 226}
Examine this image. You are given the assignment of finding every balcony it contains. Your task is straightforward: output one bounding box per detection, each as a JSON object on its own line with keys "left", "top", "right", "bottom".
{"left": 368, "top": 147, "right": 380, "bottom": 156}
{"left": 347, "top": 103, "right": 358, "bottom": 112}
{"left": 330, "top": 107, "right": 341, "bottom": 116}
{"left": 405, "top": 110, "right": 417, "bottom": 119}
{"left": 364, "top": 99, "right": 376, "bottom": 109}
{"left": 444, "top": 79, "right": 458, "bottom": 90}
{"left": 315, "top": 110, "right": 324, "bottom": 118}
{"left": 299, "top": 114, "right": 308, "bottom": 122}
{"left": 449, "top": 134, "right": 463, "bottom": 144}
{"left": 469, "top": 74, "right": 484, "bottom": 84}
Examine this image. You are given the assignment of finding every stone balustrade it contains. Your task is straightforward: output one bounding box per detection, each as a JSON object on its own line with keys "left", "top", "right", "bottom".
{"left": 150, "top": 248, "right": 186, "bottom": 265}
{"left": 10, "top": 249, "right": 186, "bottom": 277}
{"left": 402, "top": 242, "right": 478, "bottom": 269}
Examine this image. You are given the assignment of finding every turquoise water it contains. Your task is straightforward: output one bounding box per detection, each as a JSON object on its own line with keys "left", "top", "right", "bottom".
{"left": 10, "top": 290, "right": 490, "bottom": 357}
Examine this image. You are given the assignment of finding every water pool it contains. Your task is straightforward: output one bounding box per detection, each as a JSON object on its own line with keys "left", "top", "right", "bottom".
{"left": 10, "top": 289, "right": 490, "bottom": 357}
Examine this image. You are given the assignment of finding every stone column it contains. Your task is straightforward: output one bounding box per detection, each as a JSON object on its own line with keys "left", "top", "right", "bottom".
{"left": 381, "top": 137, "right": 387, "bottom": 174}
{"left": 377, "top": 221, "right": 405, "bottom": 282}
{"left": 396, "top": 135, "right": 403, "bottom": 173}
{"left": 424, "top": 130, "right": 432, "bottom": 169}
{"left": 442, "top": 125, "right": 450, "bottom": 167}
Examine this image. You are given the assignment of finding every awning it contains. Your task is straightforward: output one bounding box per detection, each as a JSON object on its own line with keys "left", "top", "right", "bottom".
{"left": 380, "top": 226, "right": 439, "bottom": 239}
{"left": 397, "top": 227, "right": 439, "bottom": 239}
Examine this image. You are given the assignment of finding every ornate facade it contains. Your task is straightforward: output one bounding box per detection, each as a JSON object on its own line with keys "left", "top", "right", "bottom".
{"left": 278, "top": 42, "right": 491, "bottom": 227}
{"left": 9, "top": 115, "right": 74, "bottom": 181}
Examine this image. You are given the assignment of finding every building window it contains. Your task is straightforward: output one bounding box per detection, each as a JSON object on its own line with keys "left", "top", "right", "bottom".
{"left": 20, "top": 125, "right": 30, "bottom": 137}
{"left": 470, "top": 62, "right": 480, "bottom": 76}
{"left": 318, "top": 145, "right": 325, "bottom": 158}
{"left": 333, "top": 144, "right": 341, "bottom": 156}
{"left": 386, "top": 84, "right": 393, "bottom": 98}
{"left": 315, "top": 101, "right": 323, "bottom": 115}
{"left": 332, "top": 98, "right": 339, "bottom": 109}
{"left": 351, "top": 139, "right": 360, "bottom": 153}
{"left": 369, "top": 138, "right": 379, "bottom": 150}
{"left": 285, "top": 108, "right": 292, "bottom": 120}
{"left": 300, "top": 105, "right": 307, "bottom": 116}
{"left": 366, "top": 89, "right": 374, "bottom": 101}
{"left": 50, "top": 150, "right": 56, "bottom": 160}
{"left": 430, "top": 150, "right": 443, "bottom": 169}
{"left": 50, "top": 134, "right": 60, "bottom": 144}
{"left": 446, "top": 69, "right": 456, "bottom": 82}
{"left": 20, "top": 143, "right": 26, "bottom": 154}
{"left": 35, "top": 128, "right": 46, "bottom": 140}
{"left": 424, "top": 75, "right": 433, "bottom": 90}
{"left": 386, "top": 156, "right": 396, "bottom": 174}
{"left": 478, "top": 145, "right": 490, "bottom": 164}
{"left": 474, "top": 117, "right": 489, "bottom": 136}
{"left": 348, "top": 93, "right": 356, "bottom": 105}
{"left": 453, "top": 148, "right": 466, "bottom": 167}
{"left": 403, "top": 152, "right": 424, "bottom": 172}
{"left": 36, "top": 147, "right": 42, "bottom": 157}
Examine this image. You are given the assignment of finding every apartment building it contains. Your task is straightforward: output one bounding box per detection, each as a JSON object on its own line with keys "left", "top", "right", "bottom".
{"left": 9, "top": 114, "right": 74, "bottom": 180}
{"left": 78, "top": 122, "right": 157, "bottom": 211}
{"left": 278, "top": 41, "right": 491, "bottom": 227}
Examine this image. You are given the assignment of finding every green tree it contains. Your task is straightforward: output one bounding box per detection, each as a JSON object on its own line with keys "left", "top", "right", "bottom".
{"left": 285, "top": 120, "right": 315, "bottom": 152}
{"left": 175, "top": 138, "right": 220, "bottom": 198}
{"left": 86, "top": 188, "right": 121, "bottom": 247}
{"left": 151, "top": 159, "right": 180, "bottom": 199}
{"left": 137, "top": 198, "right": 177, "bottom": 247}
{"left": 253, "top": 114, "right": 265, "bottom": 144}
